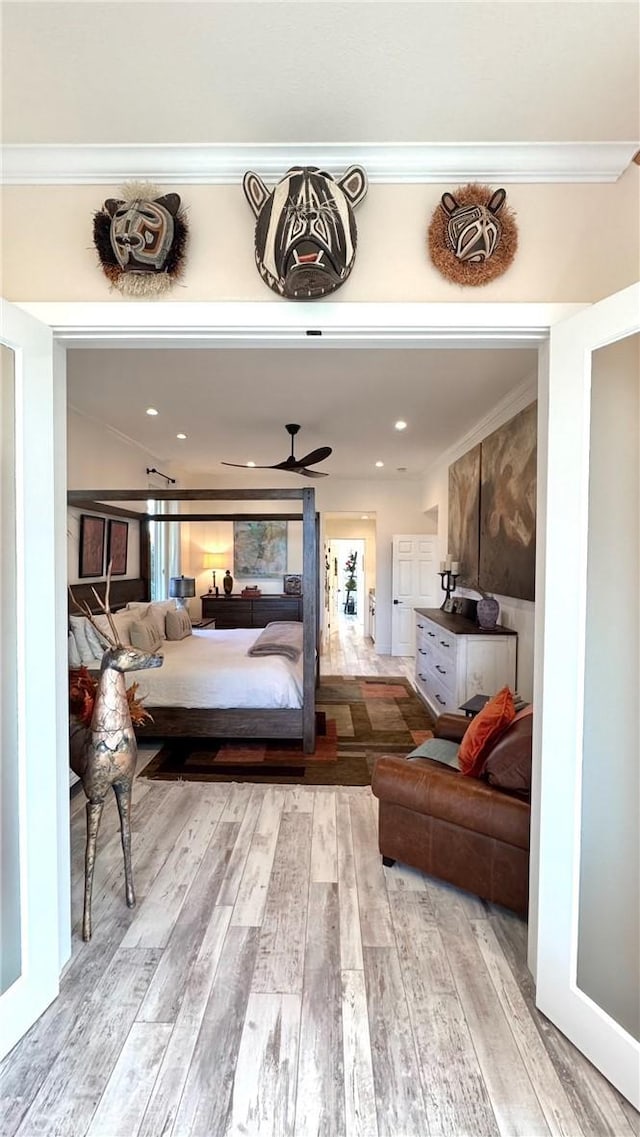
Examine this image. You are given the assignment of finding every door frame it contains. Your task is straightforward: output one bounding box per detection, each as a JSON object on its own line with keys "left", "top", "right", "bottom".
{"left": 10, "top": 294, "right": 619, "bottom": 1064}
{"left": 535, "top": 282, "right": 640, "bottom": 1107}
{"left": 0, "top": 302, "right": 67, "bottom": 1060}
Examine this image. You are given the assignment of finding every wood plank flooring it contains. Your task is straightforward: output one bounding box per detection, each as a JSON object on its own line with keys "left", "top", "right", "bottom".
{"left": 1, "top": 625, "right": 637, "bottom": 1137}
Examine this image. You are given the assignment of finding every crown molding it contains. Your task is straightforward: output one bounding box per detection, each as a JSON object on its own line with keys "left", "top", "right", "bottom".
{"left": 2, "top": 142, "right": 638, "bottom": 186}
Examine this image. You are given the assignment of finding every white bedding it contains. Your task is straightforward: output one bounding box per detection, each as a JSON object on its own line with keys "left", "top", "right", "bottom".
{"left": 129, "top": 627, "right": 303, "bottom": 710}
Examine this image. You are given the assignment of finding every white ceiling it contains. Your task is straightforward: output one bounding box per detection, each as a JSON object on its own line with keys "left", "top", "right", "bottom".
{"left": 3, "top": 2, "right": 639, "bottom": 145}
{"left": 66, "top": 346, "right": 537, "bottom": 481}
{"left": 10, "top": 2, "right": 631, "bottom": 481}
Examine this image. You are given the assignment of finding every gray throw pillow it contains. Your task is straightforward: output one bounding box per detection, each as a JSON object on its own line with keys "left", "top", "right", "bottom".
{"left": 165, "top": 607, "right": 192, "bottom": 641}
{"left": 129, "top": 616, "right": 163, "bottom": 653}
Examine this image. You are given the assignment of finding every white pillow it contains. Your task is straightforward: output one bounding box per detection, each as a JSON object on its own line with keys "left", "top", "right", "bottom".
{"left": 126, "top": 601, "right": 149, "bottom": 617}
{"left": 165, "top": 607, "right": 192, "bottom": 641}
{"left": 129, "top": 616, "right": 163, "bottom": 653}
{"left": 69, "top": 615, "right": 98, "bottom": 664}
{"left": 145, "top": 599, "right": 176, "bottom": 640}
{"left": 68, "top": 630, "right": 82, "bottom": 669}
{"left": 84, "top": 619, "right": 109, "bottom": 658}
{"left": 91, "top": 609, "right": 137, "bottom": 646}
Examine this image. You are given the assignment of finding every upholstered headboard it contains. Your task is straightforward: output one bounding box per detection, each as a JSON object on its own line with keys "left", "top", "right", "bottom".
{"left": 68, "top": 577, "right": 148, "bottom": 613}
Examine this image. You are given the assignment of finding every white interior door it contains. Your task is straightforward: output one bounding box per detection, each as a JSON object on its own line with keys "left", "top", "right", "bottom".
{"left": 0, "top": 300, "right": 62, "bottom": 1060}
{"left": 536, "top": 282, "right": 640, "bottom": 1107}
{"left": 391, "top": 535, "right": 438, "bottom": 655}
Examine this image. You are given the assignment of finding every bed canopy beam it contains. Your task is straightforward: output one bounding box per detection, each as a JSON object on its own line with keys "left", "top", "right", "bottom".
{"left": 68, "top": 488, "right": 306, "bottom": 502}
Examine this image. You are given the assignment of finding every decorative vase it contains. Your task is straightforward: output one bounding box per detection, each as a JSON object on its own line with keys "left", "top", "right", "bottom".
{"left": 477, "top": 595, "right": 500, "bottom": 630}
{"left": 223, "top": 570, "right": 233, "bottom": 596}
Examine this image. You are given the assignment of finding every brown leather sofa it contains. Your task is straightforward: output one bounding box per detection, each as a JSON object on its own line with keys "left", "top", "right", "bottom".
{"left": 371, "top": 711, "right": 531, "bottom": 914}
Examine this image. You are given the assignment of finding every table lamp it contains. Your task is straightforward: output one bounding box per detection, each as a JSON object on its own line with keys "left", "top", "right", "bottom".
{"left": 169, "top": 575, "right": 196, "bottom": 610}
{"left": 203, "top": 552, "right": 226, "bottom": 595}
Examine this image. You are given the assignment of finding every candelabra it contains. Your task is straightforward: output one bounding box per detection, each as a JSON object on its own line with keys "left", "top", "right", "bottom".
{"left": 438, "top": 559, "right": 460, "bottom": 610}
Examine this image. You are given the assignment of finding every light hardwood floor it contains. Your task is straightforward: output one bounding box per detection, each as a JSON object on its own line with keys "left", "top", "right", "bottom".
{"left": 2, "top": 625, "right": 638, "bottom": 1137}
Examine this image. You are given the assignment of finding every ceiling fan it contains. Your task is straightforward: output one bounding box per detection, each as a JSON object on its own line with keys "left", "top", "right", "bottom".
{"left": 221, "top": 423, "right": 332, "bottom": 478}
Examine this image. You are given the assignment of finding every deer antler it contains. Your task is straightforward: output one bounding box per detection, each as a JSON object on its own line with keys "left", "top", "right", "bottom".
{"left": 69, "top": 561, "right": 121, "bottom": 647}
{"left": 90, "top": 562, "right": 121, "bottom": 645}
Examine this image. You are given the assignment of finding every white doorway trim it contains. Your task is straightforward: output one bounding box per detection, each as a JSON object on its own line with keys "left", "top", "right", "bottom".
{"left": 15, "top": 300, "right": 582, "bottom": 350}
{"left": 9, "top": 297, "right": 585, "bottom": 1042}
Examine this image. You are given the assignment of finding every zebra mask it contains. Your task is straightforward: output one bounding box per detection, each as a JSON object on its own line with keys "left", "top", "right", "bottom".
{"left": 243, "top": 165, "right": 368, "bottom": 300}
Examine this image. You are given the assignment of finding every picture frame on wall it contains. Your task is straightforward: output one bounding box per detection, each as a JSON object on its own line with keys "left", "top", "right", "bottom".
{"left": 283, "top": 573, "right": 302, "bottom": 596}
{"left": 107, "top": 519, "right": 129, "bottom": 576}
{"left": 79, "top": 514, "right": 106, "bottom": 578}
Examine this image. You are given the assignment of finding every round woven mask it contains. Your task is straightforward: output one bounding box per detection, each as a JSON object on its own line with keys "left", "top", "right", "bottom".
{"left": 428, "top": 184, "right": 518, "bottom": 286}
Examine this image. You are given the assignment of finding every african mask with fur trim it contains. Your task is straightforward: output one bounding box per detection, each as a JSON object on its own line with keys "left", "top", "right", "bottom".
{"left": 93, "top": 181, "right": 188, "bottom": 297}
{"left": 441, "top": 188, "right": 506, "bottom": 264}
{"left": 243, "top": 165, "right": 368, "bottom": 299}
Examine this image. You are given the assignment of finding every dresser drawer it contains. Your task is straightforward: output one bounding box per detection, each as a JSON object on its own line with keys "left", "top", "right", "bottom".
{"left": 253, "top": 598, "right": 301, "bottom": 626}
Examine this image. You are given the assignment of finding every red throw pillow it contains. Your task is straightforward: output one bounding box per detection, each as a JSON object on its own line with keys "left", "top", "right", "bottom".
{"left": 458, "top": 687, "right": 516, "bottom": 777}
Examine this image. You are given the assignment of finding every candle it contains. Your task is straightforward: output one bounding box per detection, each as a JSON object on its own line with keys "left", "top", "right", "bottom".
{"left": 445, "top": 558, "right": 452, "bottom": 571}
{"left": 451, "top": 561, "right": 460, "bottom": 574}
{"left": 439, "top": 560, "right": 446, "bottom": 572}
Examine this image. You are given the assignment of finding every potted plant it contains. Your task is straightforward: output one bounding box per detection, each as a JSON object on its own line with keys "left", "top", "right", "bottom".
{"left": 343, "top": 550, "right": 358, "bottom": 615}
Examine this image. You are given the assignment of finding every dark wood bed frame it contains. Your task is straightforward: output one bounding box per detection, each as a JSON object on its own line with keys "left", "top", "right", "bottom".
{"left": 68, "top": 488, "right": 318, "bottom": 753}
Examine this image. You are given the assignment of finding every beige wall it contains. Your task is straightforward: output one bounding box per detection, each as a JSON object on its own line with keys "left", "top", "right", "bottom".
{"left": 3, "top": 166, "right": 639, "bottom": 303}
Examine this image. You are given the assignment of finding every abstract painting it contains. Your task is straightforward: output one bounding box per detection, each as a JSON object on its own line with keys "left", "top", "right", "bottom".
{"left": 479, "top": 402, "right": 537, "bottom": 601}
{"left": 79, "top": 514, "right": 105, "bottom": 578}
{"left": 448, "top": 444, "right": 481, "bottom": 587}
{"left": 107, "top": 519, "right": 129, "bottom": 576}
{"left": 234, "top": 521, "right": 287, "bottom": 578}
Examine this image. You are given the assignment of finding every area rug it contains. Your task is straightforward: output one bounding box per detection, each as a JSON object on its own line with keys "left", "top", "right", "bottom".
{"left": 140, "top": 676, "right": 434, "bottom": 785}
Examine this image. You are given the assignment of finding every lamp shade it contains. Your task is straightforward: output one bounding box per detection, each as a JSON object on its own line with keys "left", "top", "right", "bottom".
{"left": 203, "top": 552, "right": 227, "bottom": 570}
{"left": 169, "top": 575, "right": 196, "bottom": 599}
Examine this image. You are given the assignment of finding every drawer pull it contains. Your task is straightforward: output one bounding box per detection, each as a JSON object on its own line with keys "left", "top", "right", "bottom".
{"left": 435, "top": 694, "right": 446, "bottom": 705}
{"left": 417, "top": 623, "right": 424, "bottom": 629}
{"left": 428, "top": 631, "right": 436, "bottom": 638}
{"left": 418, "top": 648, "right": 426, "bottom": 655}
{"left": 418, "top": 673, "right": 427, "bottom": 681}
{"left": 440, "top": 640, "right": 450, "bottom": 648}
{"left": 435, "top": 664, "right": 447, "bottom": 675}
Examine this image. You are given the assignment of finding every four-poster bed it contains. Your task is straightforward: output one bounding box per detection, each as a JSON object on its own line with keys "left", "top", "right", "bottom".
{"left": 67, "top": 487, "right": 318, "bottom": 753}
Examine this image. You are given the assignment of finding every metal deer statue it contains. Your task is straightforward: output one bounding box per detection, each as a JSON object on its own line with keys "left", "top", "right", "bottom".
{"left": 69, "top": 569, "right": 163, "bottom": 940}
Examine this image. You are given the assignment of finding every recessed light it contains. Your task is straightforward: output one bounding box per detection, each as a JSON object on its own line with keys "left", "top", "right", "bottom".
{"left": 361, "top": 514, "right": 369, "bottom": 520}
{"left": 375, "top": 461, "right": 384, "bottom": 468}
{"left": 176, "top": 432, "right": 187, "bottom": 440}
{"left": 247, "top": 461, "right": 256, "bottom": 468}
{"left": 146, "top": 407, "right": 158, "bottom": 416}
{"left": 395, "top": 420, "right": 407, "bottom": 431}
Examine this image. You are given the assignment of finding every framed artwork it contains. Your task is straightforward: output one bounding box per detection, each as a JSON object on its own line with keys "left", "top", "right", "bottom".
{"left": 283, "top": 573, "right": 302, "bottom": 596}
{"left": 448, "top": 444, "right": 481, "bottom": 587}
{"left": 106, "top": 519, "right": 129, "bottom": 576}
{"left": 233, "top": 521, "right": 287, "bottom": 578}
{"left": 479, "top": 401, "right": 537, "bottom": 601}
{"left": 79, "top": 514, "right": 105, "bottom": 578}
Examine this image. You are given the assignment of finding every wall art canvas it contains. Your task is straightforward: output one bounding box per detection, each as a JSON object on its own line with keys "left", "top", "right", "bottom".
{"left": 234, "top": 521, "right": 287, "bottom": 578}
{"left": 448, "top": 444, "right": 481, "bottom": 587}
{"left": 79, "top": 514, "right": 106, "bottom": 578}
{"left": 479, "top": 402, "right": 537, "bottom": 601}
{"left": 107, "top": 519, "right": 129, "bottom": 576}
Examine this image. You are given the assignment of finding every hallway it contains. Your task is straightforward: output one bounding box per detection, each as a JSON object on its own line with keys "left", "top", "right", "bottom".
{"left": 320, "top": 612, "right": 414, "bottom": 683}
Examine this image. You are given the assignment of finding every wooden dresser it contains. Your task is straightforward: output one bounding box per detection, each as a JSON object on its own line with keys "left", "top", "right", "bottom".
{"left": 414, "top": 608, "right": 517, "bottom": 718}
{"left": 200, "top": 594, "right": 303, "bottom": 629}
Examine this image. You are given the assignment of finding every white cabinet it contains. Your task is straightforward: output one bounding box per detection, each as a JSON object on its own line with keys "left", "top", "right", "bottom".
{"left": 414, "top": 609, "right": 517, "bottom": 718}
